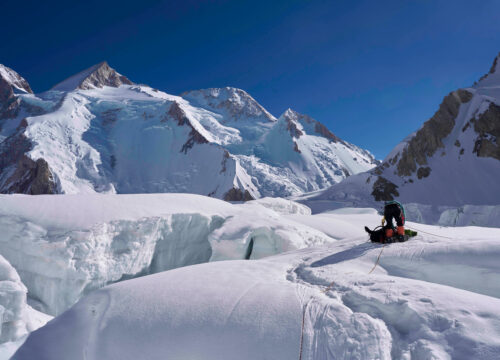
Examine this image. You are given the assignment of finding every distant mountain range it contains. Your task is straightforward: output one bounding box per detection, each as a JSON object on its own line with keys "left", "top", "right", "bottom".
{"left": 0, "top": 62, "right": 377, "bottom": 199}
{"left": 310, "top": 52, "right": 500, "bottom": 208}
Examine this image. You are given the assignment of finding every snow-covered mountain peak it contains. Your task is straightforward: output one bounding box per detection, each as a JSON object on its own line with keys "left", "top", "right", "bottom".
{"left": 476, "top": 51, "right": 500, "bottom": 86}
{"left": 311, "top": 52, "right": 500, "bottom": 208}
{"left": 182, "top": 87, "right": 276, "bottom": 123}
{"left": 279, "top": 108, "right": 341, "bottom": 143}
{"left": 280, "top": 108, "right": 308, "bottom": 124}
{"left": 0, "top": 64, "right": 32, "bottom": 94}
{"left": 51, "top": 61, "right": 134, "bottom": 92}
{"left": 488, "top": 52, "right": 499, "bottom": 75}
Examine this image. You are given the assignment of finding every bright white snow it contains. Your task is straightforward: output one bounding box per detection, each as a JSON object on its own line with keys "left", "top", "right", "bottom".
{"left": 0, "top": 194, "right": 332, "bottom": 316}
{"left": 7, "top": 203, "right": 500, "bottom": 360}
{"left": 0, "top": 255, "right": 51, "bottom": 359}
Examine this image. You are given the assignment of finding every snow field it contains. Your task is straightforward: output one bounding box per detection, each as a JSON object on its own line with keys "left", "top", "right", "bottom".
{"left": 0, "top": 194, "right": 333, "bottom": 316}
{"left": 14, "top": 216, "right": 500, "bottom": 359}
{"left": 2, "top": 194, "right": 500, "bottom": 359}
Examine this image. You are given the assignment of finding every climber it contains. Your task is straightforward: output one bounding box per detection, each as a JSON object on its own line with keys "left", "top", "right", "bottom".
{"left": 364, "top": 201, "right": 406, "bottom": 243}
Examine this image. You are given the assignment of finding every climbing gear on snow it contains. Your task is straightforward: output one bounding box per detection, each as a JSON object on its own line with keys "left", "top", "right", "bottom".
{"left": 368, "top": 243, "right": 386, "bottom": 274}
{"left": 405, "top": 229, "right": 418, "bottom": 237}
{"left": 405, "top": 225, "right": 453, "bottom": 239}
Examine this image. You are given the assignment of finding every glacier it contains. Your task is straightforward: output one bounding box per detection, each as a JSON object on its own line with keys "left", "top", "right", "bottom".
{"left": 0, "top": 62, "right": 378, "bottom": 199}
{"left": 0, "top": 255, "right": 51, "bottom": 359}
{"left": 0, "top": 194, "right": 333, "bottom": 316}
{"left": 12, "top": 207, "right": 500, "bottom": 360}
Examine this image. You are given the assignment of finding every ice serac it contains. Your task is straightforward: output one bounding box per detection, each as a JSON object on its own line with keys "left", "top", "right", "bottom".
{"left": 51, "top": 61, "right": 134, "bottom": 91}
{"left": 309, "top": 51, "right": 500, "bottom": 209}
{"left": 14, "top": 212, "right": 500, "bottom": 359}
{"left": 0, "top": 254, "right": 51, "bottom": 355}
{"left": 0, "top": 194, "right": 333, "bottom": 316}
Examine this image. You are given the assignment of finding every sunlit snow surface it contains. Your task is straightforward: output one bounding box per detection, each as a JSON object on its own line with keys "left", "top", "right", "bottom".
{"left": 305, "top": 70, "right": 500, "bottom": 218}
{"left": 0, "top": 255, "right": 51, "bottom": 359}
{"left": 0, "top": 194, "right": 332, "bottom": 316}
{"left": 3, "top": 84, "right": 376, "bottom": 199}
{"left": 3, "top": 195, "right": 499, "bottom": 360}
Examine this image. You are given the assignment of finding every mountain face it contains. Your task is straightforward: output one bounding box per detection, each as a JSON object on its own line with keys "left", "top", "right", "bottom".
{"left": 0, "top": 64, "right": 33, "bottom": 119}
{"left": 313, "top": 52, "right": 500, "bottom": 207}
{"left": 0, "top": 62, "right": 377, "bottom": 199}
{"left": 51, "top": 61, "right": 134, "bottom": 91}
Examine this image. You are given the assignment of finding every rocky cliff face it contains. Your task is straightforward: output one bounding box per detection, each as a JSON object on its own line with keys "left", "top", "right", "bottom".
{"left": 395, "top": 89, "right": 473, "bottom": 177}
{"left": 313, "top": 51, "right": 500, "bottom": 207}
{"left": 0, "top": 65, "right": 32, "bottom": 120}
{"left": 0, "top": 121, "right": 56, "bottom": 194}
{"left": 51, "top": 61, "right": 133, "bottom": 91}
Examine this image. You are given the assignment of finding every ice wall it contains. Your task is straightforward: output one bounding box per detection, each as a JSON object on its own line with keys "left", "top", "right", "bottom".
{"left": 0, "top": 194, "right": 332, "bottom": 316}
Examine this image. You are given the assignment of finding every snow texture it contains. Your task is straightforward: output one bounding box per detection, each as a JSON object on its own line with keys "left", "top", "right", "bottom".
{"left": 306, "top": 54, "right": 500, "bottom": 212}
{"left": 1, "top": 62, "right": 377, "bottom": 198}
{"left": 0, "top": 65, "right": 31, "bottom": 94}
{"left": 0, "top": 255, "right": 51, "bottom": 359}
{"left": 13, "top": 208, "right": 500, "bottom": 360}
{"left": 0, "top": 194, "right": 332, "bottom": 316}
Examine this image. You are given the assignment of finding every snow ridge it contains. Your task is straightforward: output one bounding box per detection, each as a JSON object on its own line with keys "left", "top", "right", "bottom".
{"left": 308, "top": 51, "right": 500, "bottom": 210}
{"left": 0, "top": 62, "right": 377, "bottom": 199}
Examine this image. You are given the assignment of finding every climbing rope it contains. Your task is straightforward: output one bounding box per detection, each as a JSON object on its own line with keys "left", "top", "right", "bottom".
{"left": 368, "top": 243, "right": 386, "bottom": 274}
{"left": 298, "top": 300, "right": 310, "bottom": 360}
{"left": 406, "top": 225, "right": 454, "bottom": 239}
{"left": 322, "top": 281, "right": 335, "bottom": 294}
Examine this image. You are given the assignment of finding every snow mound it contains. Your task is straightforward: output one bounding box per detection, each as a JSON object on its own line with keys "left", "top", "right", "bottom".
{"left": 0, "top": 194, "right": 333, "bottom": 316}
{"left": 248, "top": 197, "right": 312, "bottom": 215}
{"left": 15, "top": 220, "right": 500, "bottom": 359}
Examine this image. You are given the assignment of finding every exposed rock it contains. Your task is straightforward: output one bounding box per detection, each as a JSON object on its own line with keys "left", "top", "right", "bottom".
{"left": 0, "top": 123, "right": 56, "bottom": 194}
{"left": 479, "top": 52, "right": 500, "bottom": 81}
{"left": 314, "top": 121, "right": 340, "bottom": 142}
{"left": 472, "top": 102, "right": 500, "bottom": 161}
{"left": 293, "top": 141, "right": 301, "bottom": 153}
{"left": 417, "top": 167, "right": 431, "bottom": 179}
{"left": 101, "top": 108, "right": 121, "bottom": 126}
{"left": 389, "top": 154, "right": 399, "bottom": 165}
{"left": 167, "top": 101, "right": 209, "bottom": 153}
{"left": 286, "top": 119, "right": 303, "bottom": 138}
{"left": 454, "top": 140, "right": 461, "bottom": 147}
{"left": 51, "top": 61, "right": 133, "bottom": 91}
{"left": 489, "top": 53, "right": 499, "bottom": 74}
{"left": 371, "top": 176, "right": 399, "bottom": 201}
{"left": 223, "top": 187, "right": 254, "bottom": 201}
{"left": 281, "top": 108, "right": 340, "bottom": 142}
{"left": 0, "top": 64, "right": 32, "bottom": 94}
{"left": 0, "top": 76, "right": 21, "bottom": 119}
{"left": 396, "top": 89, "right": 473, "bottom": 176}
{"left": 182, "top": 87, "right": 276, "bottom": 122}
{"left": 220, "top": 151, "right": 230, "bottom": 174}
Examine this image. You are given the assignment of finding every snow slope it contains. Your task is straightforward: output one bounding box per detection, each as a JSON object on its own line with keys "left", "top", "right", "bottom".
{"left": 0, "top": 194, "right": 332, "bottom": 316}
{"left": 306, "top": 52, "right": 500, "bottom": 216}
{"left": 13, "top": 208, "right": 500, "bottom": 359}
{"left": 0, "top": 62, "right": 377, "bottom": 199}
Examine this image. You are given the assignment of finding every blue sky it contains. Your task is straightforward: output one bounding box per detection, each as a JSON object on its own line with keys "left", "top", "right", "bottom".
{"left": 1, "top": 0, "right": 499, "bottom": 158}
